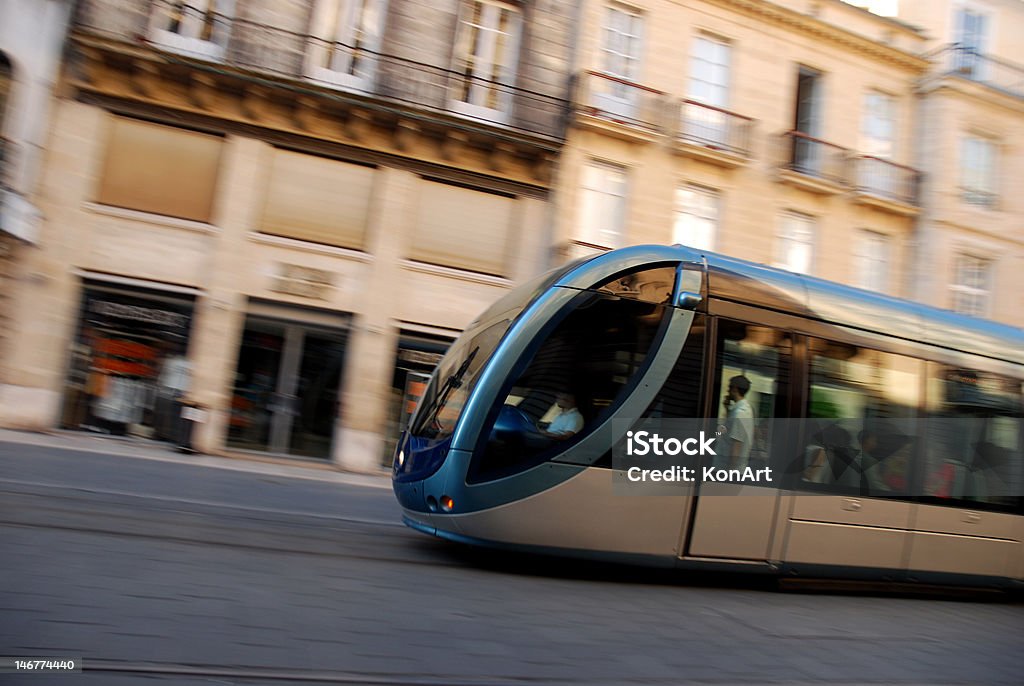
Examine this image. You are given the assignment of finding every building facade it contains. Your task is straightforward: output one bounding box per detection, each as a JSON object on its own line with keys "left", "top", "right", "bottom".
{"left": 899, "top": 0, "right": 1024, "bottom": 323}
{"left": 0, "top": 0, "right": 74, "bottom": 377}
{"left": 0, "top": 0, "right": 577, "bottom": 470}
{"left": 553, "top": 0, "right": 1023, "bottom": 326}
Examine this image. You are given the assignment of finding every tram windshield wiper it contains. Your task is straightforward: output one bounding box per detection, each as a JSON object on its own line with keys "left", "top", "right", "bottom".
{"left": 415, "top": 347, "right": 479, "bottom": 438}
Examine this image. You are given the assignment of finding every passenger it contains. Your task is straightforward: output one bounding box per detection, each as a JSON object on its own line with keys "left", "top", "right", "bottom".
{"left": 716, "top": 375, "right": 754, "bottom": 469}
{"left": 540, "top": 392, "right": 584, "bottom": 440}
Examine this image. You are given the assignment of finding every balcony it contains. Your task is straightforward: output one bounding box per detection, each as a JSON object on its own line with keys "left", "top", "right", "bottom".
{"left": 851, "top": 156, "right": 921, "bottom": 215}
{"left": 777, "top": 131, "right": 850, "bottom": 194}
{"left": 928, "top": 44, "right": 1024, "bottom": 100}
{"left": 573, "top": 71, "right": 665, "bottom": 142}
{"left": 75, "top": 7, "right": 570, "bottom": 143}
{"left": 672, "top": 99, "right": 753, "bottom": 167}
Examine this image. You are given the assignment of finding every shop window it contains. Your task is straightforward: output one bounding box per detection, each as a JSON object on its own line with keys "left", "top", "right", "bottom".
{"left": 61, "top": 286, "right": 194, "bottom": 442}
{"left": 470, "top": 266, "right": 674, "bottom": 482}
{"left": 800, "top": 342, "right": 921, "bottom": 496}
{"left": 97, "top": 117, "right": 223, "bottom": 222}
{"left": 261, "top": 148, "right": 374, "bottom": 250}
{"left": 409, "top": 178, "right": 514, "bottom": 276}
{"left": 922, "top": 364, "right": 1021, "bottom": 511}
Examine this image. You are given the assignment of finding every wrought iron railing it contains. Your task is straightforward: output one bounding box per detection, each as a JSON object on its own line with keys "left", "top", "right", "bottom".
{"left": 75, "top": 1, "right": 571, "bottom": 141}
{"left": 853, "top": 155, "right": 920, "bottom": 206}
{"left": 928, "top": 44, "right": 1024, "bottom": 100}
{"left": 575, "top": 71, "right": 665, "bottom": 133}
{"left": 781, "top": 131, "right": 850, "bottom": 186}
{"left": 675, "top": 98, "right": 753, "bottom": 157}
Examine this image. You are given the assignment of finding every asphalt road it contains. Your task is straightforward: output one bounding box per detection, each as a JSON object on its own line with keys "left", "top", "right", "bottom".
{"left": 1, "top": 434, "right": 1022, "bottom": 685}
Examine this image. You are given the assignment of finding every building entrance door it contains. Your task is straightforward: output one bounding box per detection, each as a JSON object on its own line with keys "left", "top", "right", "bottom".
{"left": 228, "top": 317, "right": 346, "bottom": 459}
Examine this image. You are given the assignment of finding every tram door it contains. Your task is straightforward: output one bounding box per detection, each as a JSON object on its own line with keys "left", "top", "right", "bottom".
{"left": 686, "top": 319, "right": 789, "bottom": 560}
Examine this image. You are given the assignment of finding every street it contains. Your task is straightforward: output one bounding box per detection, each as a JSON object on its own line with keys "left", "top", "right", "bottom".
{"left": 1, "top": 431, "right": 1022, "bottom": 685}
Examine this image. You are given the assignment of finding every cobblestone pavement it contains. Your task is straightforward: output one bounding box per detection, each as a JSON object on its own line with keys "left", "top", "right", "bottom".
{"left": 1, "top": 433, "right": 1022, "bottom": 685}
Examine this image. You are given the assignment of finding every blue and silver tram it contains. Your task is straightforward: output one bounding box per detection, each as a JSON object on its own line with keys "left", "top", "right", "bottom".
{"left": 392, "top": 245, "right": 1024, "bottom": 587}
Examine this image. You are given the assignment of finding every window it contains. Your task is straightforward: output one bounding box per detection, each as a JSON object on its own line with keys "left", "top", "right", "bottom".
{"left": 923, "top": 364, "right": 1021, "bottom": 510}
{"left": 792, "top": 67, "right": 823, "bottom": 173}
{"left": 306, "top": 0, "right": 387, "bottom": 90}
{"left": 471, "top": 266, "right": 674, "bottom": 482}
{"left": 97, "top": 117, "right": 223, "bottom": 222}
{"left": 149, "top": 0, "right": 234, "bottom": 59}
{"left": 954, "top": 4, "right": 989, "bottom": 78}
{"left": 451, "top": 0, "right": 522, "bottom": 121}
{"left": 862, "top": 91, "right": 895, "bottom": 160}
{"left": 577, "top": 161, "right": 628, "bottom": 249}
{"left": 409, "top": 178, "right": 515, "bottom": 276}
{"left": 591, "top": 4, "right": 644, "bottom": 119}
{"left": 601, "top": 4, "right": 643, "bottom": 84}
{"left": 260, "top": 149, "right": 375, "bottom": 250}
{"left": 801, "top": 342, "right": 921, "bottom": 496}
{"left": 713, "top": 319, "right": 791, "bottom": 474}
{"left": 855, "top": 231, "right": 891, "bottom": 293}
{"left": 0, "top": 52, "right": 10, "bottom": 187}
{"left": 775, "top": 212, "right": 814, "bottom": 274}
{"left": 672, "top": 185, "right": 718, "bottom": 252}
{"left": 950, "top": 254, "right": 992, "bottom": 317}
{"left": 961, "top": 136, "right": 997, "bottom": 208}
{"left": 683, "top": 36, "right": 731, "bottom": 147}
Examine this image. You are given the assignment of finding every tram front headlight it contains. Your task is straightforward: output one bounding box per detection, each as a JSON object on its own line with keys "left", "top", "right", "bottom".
{"left": 397, "top": 449, "right": 406, "bottom": 468}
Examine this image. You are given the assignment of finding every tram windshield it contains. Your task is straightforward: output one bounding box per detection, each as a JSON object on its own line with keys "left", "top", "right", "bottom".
{"left": 409, "top": 261, "right": 584, "bottom": 440}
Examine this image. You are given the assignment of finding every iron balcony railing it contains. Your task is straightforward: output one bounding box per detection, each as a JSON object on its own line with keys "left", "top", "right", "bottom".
{"left": 853, "top": 155, "right": 921, "bottom": 206}
{"left": 675, "top": 98, "right": 753, "bottom": 157}
{"left": 781, "top": 130, "right": 850, "bottom": 187}
{"left": 929, "top": 44, "right": 1024, "bottom": 100}
{"left": 575, "top": 71, "right": 665, "bottom": 133}
{"left": 79, "top": 0, "right": 570, "bottom": 141}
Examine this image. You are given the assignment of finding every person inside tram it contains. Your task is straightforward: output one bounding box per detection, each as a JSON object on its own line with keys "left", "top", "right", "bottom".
{"left": 539, "top": 392, "right": 585, "bottom": 440}
{"left": 717, "top": 375, "right": 754, "bottom": 469}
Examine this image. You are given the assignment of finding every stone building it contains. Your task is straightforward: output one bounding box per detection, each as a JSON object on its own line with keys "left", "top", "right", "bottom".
{"left": 0, "top": 0, "right": 577, "bottom": 470}
{"left": 553, "top": 0, "right": 1023, "bottom": 325}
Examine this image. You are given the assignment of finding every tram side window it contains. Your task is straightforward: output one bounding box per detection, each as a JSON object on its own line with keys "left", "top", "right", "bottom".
{"left": 922, "top": 365, "right": 1022, "bottom": 510}
{"left": 471, "top": 269, "right": 673, "bottom": 482}
{"left": 801, "top": 342, "right": 920, "bottom": 496}
{"left": 712, "top": 319, "right": 791, "bottom": 475}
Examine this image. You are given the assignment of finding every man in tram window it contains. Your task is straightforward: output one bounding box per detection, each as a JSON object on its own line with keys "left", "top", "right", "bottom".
{"left": 718, "top": 375, "right": 755, "bottom": 469}
{"left": 539, "top": 392, "right": 585, "bottom": 440}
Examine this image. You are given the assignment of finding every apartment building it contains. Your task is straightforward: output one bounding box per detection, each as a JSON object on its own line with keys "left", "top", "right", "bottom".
{"left": 0, "top": 0, "right": 577, "bottom": 469}
{"left": 555, "top": 0, "right": 1024, "bottom": 329}
{"left": 898, "top": 0, "right": 1024, "bottom": 324}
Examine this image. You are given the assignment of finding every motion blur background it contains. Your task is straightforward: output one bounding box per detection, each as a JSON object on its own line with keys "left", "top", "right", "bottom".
{"left": 1, "top": 0, "right": 1022, "bottom": 472}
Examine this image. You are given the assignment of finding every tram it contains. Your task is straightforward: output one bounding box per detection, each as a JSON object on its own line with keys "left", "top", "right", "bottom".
{"left": 392, "top": 245, "right": 1024, "bottom": 587}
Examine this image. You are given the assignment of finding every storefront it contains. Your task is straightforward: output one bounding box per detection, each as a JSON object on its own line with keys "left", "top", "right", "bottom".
{"left": 382, "top": 329, "right": 452, "bottom": 466}
{"left": 61, "top": 279, "right": 196, "bottom": 441}
{"left": 226, "top": 303, "right": 349, "bottom": 460}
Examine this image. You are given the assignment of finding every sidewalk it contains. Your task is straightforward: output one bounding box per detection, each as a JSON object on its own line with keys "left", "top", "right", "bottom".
{"left": 0, "top": 428, "right": 392, "bottom": 489}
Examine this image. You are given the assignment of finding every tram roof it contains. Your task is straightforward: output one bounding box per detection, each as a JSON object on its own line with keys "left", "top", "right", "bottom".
{"left": 560, "top": 244, "right": 1024, "bottom": 367}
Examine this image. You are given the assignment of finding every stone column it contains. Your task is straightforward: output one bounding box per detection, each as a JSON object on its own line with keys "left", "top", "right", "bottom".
{"left": 333, "top": 167, "right": 415, "bottom": 472}
{"left": 190, "top": 137, "right": 268, "bottom": 453}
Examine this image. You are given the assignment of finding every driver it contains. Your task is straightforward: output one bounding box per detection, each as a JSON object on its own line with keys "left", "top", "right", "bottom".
{"left": 540, "top": 392, "right": 584, "bottom": 440}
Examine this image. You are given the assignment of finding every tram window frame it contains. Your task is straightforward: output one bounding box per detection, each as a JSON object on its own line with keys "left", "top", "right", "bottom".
{"left": 793, "top": 339, "right": 924, "bottom": 499}
{"left": 707, "top": 317, "right": 793, "bottom": 483}
{"left": 917, "top": 361, "right": 1023, "bottom": 514}
{"left": 468, "top": 265, "right": 678, "bottom": 483}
